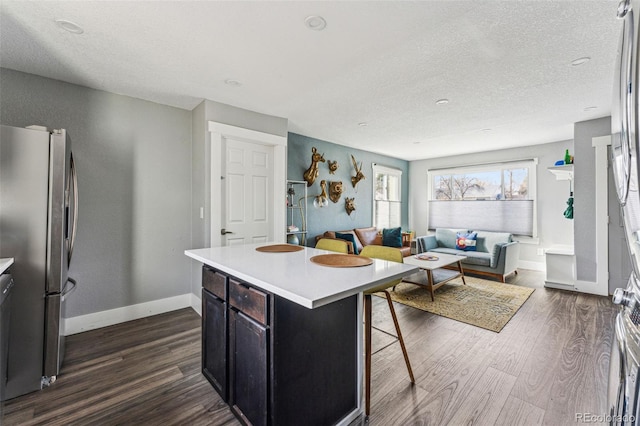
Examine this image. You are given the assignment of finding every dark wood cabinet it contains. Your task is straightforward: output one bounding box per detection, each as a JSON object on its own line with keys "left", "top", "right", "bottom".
{"left": 201, "top": 287, "right": 227, "bottom": 400}
{"left": 229, "top": 309, "right": 268, "bottom": 426}
{"left": 201, "top": 265, "right": 358, "bottom": 426}
{"left": 202, "top": 266, "right": 228, "bottom": 399}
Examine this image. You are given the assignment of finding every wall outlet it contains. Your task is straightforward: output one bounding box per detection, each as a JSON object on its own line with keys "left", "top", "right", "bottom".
{"left": 537, "top": 248, "right": 544, "bottom": 256}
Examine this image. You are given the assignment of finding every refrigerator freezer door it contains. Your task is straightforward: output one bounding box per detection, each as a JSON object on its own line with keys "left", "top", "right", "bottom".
{"left": 43, "top": 293, "right": 64, "bottom": 378}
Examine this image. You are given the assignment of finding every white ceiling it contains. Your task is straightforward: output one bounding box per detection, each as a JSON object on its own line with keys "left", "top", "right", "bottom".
{"left": 0, "top": 1, "right": 622, "bottom": 161}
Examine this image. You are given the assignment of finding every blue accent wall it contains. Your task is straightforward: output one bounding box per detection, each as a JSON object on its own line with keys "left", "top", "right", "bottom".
{"left": 287, "top": 133, "right": 409, "bottom": 246}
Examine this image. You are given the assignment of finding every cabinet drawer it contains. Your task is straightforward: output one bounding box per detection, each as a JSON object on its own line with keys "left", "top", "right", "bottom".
{"left": 229, "top": 280, "right": 268, "bottom": 325}
{"left": 203, "top": 266, "right": 227, "bottom": 300}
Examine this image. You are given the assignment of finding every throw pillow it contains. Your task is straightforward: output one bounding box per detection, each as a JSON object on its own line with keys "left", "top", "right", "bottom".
{"left": 382, "top": 227, "right": 402, "bottom": 248}
{"left": 336, "top": 232, "right": 359, "bottom": 255}
{"left": 456, "top": 232, "right": 478, "bottom": 251}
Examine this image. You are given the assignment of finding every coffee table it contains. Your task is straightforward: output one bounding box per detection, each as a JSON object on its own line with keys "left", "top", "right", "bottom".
{"left": 402, "top": 252, "right": 467, "bottom": 301}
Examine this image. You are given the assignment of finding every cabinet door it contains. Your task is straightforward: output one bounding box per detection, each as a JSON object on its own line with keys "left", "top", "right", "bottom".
{"left": 202, "top": 288, "right": 227, "bottom": 400}
{"left": 229, "top": 308, "right": 268, "bottom": 426}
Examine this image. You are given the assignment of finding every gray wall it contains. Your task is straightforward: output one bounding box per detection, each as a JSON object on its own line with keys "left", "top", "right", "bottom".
{"left": 409, "top": 139, "right": 574, "bottom": 267}
{"left": 0, "top": 68, "right": 192, "bottom": 317}
{"left": 190, "top": 100, "right": 287, "bottom": 295}
{"left": 287, "top": 133, "right": 410, "bottom": 245}
{"left": 574, "top": 116, "right": 611, "bottom": 282}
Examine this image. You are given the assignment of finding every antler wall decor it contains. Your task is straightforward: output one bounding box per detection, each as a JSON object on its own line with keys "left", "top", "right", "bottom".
{"left": 350, "top": 154, "right": 365, "bottom": 189}
{"left": 303, "top": 147, "right": 325, "bottom": 187}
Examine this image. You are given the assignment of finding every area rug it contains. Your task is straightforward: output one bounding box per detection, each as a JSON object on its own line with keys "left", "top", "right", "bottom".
{"left": 378, "top": 275, "right": 534, "bottom": 332}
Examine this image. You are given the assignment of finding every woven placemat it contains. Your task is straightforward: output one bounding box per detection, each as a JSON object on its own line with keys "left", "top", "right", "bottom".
{"left": 256, "top": 244, "right": 304, "bottom": 253}
{"left": 310, "top": 254, "right": 373, "bottom": 267}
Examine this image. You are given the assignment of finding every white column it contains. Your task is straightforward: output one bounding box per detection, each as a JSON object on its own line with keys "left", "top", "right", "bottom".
{"left": 574, "top": 135, "right": 610, "bottom": 296}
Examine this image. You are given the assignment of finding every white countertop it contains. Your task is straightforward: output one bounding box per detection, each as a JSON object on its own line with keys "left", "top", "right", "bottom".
{"left": 185, "top": 244, "right": 419, "bottom": 309}
{"left": 0, "top": 258, "right": 14, "bottom": 275}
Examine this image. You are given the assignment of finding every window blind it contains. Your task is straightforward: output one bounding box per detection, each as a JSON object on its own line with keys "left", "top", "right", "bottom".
{"left": 428, "top": 200, "right": 534, "bottom": 236}
{"left": 375, "top": 200, "right": 401, "bottom": 229}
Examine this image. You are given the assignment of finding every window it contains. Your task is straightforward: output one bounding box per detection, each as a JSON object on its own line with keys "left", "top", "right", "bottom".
{"left": 433, "top": 167, "right": 529, "bottom": 200}
{"left": 428, "top": 160, "right": 537, "bottom": 236}
{"left": 373, "top": 164, "right": 402, "bottom": 229}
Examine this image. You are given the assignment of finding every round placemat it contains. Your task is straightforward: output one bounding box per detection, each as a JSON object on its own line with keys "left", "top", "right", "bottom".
{"left": 256, "top": 244, "right": 304, "bottom": 253}
{"left": 310, "top": 254, "right": 373, "bottom": 267}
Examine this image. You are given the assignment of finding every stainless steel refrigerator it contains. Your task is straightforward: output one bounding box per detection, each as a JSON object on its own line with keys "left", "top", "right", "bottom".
{"left": 0, "top": 124, "right": 78, "bottom": 400}
{"left": 609, "top": 0, "right": 640, "bottom": 423}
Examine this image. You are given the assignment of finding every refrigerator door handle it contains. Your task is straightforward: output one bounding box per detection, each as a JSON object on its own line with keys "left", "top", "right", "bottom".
{"left": 68, "top": 153, "right": 78, "bottom": 266}
{"left": 61, "top": 277, "right": 77, "bottom": 297}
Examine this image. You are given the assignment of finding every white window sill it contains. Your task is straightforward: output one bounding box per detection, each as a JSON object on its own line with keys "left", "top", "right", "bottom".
{"left": 513, "top": 236, "right": 539, "bottom": 245}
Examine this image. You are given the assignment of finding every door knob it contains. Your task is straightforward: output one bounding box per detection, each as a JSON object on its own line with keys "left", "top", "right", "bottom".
{"left": 221, "top": 228, "right": 234, "bottom": 235}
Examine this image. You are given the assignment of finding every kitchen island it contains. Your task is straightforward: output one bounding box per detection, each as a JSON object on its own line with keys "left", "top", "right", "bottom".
{"left": 185, "top": 244, "right": 418, "bottom": 426}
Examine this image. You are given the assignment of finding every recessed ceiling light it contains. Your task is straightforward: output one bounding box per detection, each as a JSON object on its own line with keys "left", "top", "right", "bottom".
{"left": 358, "top": 122, "right": 368, "bottom": 127}
{"left": 435, "top": 99, "right": 449, "bottom": 105}
{"left": 224, "top": 79, "right": 242, "bottom": 87}
{"left": 571, "top": 57, "right": 591, "bottom": 66}
{"left": 55, "top": 19, "right": 84, "bottom": 34}
{"left": 584, "top": 106, "right": 598, "bottom": 111}
{"left": 305, "top": 15, "right": 327, "bottom": 31}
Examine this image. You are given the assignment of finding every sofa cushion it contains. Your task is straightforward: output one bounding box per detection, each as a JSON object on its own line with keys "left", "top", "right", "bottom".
{"left": 475, "top": 231, "right": 512, "bottom": 253}
{"left": 455, "top": 231, "right": 478, "bottom": 251}
{"left": 435, "top": 228, "right": 468, "bottom": 250}
{"left": 415, "top": 235, "right": 438, "bottom": 253}
{"left": 382, "top": 227, "right": 402, "bottom": 248}
{"left": 336, "top": 232, "right": 359, "bottom": 255}
{"left": 459, "top": 251, "right": 492, "bottom": 267}
{"left": 431, "top": 247, "right": 462, "bottom": 256}
{"left": 354, "top": 227, "right": 379, "bottom": 247}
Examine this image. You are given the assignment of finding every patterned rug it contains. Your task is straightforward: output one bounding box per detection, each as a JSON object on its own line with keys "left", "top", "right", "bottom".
{"left": 378, "top": 275, "right": 535, "bottom": 332}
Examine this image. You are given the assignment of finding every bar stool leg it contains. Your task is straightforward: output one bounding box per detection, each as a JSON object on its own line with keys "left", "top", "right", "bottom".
{"left": 383, "top": 290, "right": 415, "bottom": 383}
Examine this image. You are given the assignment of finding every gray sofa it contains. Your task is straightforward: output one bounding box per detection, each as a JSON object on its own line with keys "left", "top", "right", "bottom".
{"left": 414, "top": 228, "right": 519, "bottom": 282}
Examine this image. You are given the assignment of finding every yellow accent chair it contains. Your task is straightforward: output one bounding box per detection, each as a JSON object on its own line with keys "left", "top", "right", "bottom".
{"left": 315, "top": 238, "right": 349, "bottom": 254}
{"left": 359, "top": 245, "right": 415, "bottom": 416}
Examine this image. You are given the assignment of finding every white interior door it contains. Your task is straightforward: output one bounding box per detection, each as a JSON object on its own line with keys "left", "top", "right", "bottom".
{"left": 209, "top": 121, "right": 287, "bottom": 248}
{"left": 223, "top": 138, "right": 273, "bottom": 245}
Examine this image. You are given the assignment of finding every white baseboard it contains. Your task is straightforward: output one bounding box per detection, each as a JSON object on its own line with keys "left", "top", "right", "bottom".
{"left": 64, "top": 293, "right": 193, "bottom": 336}
{"left": 191, "top": 293, "right": 202, "bottom": 316}
{"left": 518, "top": 260, "right": 545, "bottom": 272}
{"left": 574, "top": 279, "right": 608, "bottom": 296}
{"left": 544, "top": 279, "right": 608, "bottom": 296}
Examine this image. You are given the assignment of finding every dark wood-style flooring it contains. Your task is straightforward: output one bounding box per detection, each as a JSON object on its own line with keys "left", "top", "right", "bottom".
{"left": 1, "top": 270, "right": 617, "bottom": 425}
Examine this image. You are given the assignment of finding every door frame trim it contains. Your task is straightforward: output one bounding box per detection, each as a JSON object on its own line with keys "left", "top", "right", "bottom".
{"left": 208, "top": 121, "right": 287, "bottom": 247}
{"left": 575, "top": 135, "right": 610, "bottom": 296}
